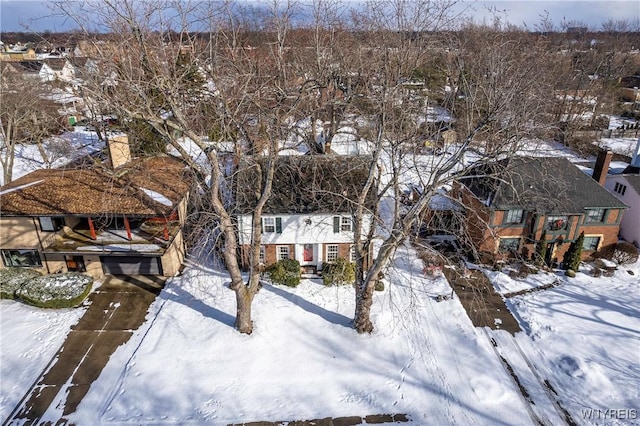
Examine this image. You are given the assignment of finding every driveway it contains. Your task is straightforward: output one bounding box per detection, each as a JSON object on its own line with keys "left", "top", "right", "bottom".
{"left": 3, "top": 275, "right": 165, "bottom": 425}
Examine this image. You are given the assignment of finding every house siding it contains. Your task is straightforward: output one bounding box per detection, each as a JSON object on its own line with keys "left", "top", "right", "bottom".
{"left": 455, "top": 183, "right": 625, "bottom": 263}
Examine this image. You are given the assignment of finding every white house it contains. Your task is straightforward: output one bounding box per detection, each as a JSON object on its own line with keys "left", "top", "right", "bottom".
{"left": 604, "top": 139, "right": 640, "bottom": 246}
{"left": 236, "top": 155, "right": 376, "bottom": 273}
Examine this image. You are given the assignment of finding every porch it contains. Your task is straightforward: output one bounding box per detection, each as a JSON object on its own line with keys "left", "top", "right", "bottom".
{"left": 42, "top": 220, "right": 180, "bottom": 255}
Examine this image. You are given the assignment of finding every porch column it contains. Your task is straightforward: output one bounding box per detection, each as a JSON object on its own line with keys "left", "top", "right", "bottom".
{"left": 88, "top": 217, "right": 97, "bottom": 240}
{"left": 124, "top": 216, "right": 132, "bottom": 240}
{"left": 164, "top": 223, "right": 169, "bottom": 241}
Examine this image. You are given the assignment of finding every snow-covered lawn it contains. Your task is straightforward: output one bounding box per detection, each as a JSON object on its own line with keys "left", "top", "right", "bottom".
{"left": 2, "top": 245, "right": 638, "bottom": 424}
{"left": 0, "top": 302, "right": 86, "bottom": 419}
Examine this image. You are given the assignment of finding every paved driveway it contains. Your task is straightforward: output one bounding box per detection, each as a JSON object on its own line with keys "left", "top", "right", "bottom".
{"left": 3, "top": 275, "right": 165, "bottom": 425}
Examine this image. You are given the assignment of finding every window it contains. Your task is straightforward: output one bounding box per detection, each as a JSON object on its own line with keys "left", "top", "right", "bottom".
{"left": 333, "top": 216, "right": 352, "bottom": 233}
{"left": 259, "top": 246, "right": 265, "bottom": 264}
{"left": 277, "top": 246, "right": 289, "bottom": 260}
{"left": 614, "top": 182, "right": 627, "bottom": 196}
{"left": 546, "top": 215, "right": 568, "bottom": 231}
{"left": 262, "top": 217, "right": 282, "bottom": 233}
{"left": 350, "top": 245, "right": 356, "bottom": 263}
{"left": 586, "top": 209, "right": 606, "bottom": 223}
{"left": 582, "top": 236, "right": 600, "bottom": 251}
{"left": 1, "top": 249, "right": 42, "bottom": 267}
{"left": 498, "top": 238, "right": 520, "bottom": 253}
{"left": 326, "top": 245, "right": 338, "bottom": 262}
{"left": 39, "top": 217, "right": 65, "bottom": 232}
{"left": 504, "top": 209, "right": 524, "bottom": 224}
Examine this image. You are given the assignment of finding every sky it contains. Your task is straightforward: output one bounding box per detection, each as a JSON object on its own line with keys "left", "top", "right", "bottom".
{"left": 0, "top": 0, "right": 639, "bottom": 33}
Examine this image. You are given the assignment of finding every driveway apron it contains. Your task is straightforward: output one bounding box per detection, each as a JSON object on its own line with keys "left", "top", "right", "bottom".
{"left": 3, "top": 275, "right": 165, "bottom": 425}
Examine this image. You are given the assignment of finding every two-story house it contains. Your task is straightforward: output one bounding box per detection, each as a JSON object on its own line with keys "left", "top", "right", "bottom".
{"left": 454, "top": 156, "right": 628, "bottom": 265}
{"left": 0, "top": 136, "right": 192, "bottom": 278}
{"left": 235, "top": 155, "right": 376, "bottom": 274}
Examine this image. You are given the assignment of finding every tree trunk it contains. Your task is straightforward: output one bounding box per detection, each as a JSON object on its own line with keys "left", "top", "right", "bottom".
{"left": 234, "top": 286, "right": 254, "bottom": 334}
{"left": 354, "top": 279, "right": 375, "bottom": 333}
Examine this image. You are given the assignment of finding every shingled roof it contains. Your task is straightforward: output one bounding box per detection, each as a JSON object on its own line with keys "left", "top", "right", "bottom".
{"left": 459, "top": 156, "right": 628, "bottom": 214}
{"left": 235, "top": 155, "right": 377, "bottom": 215}
{"left": 0, "top": 156, "right": 192, "bottom": 217}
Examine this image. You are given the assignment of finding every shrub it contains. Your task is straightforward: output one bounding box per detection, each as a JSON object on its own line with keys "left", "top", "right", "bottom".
{"left": 266, "top": 259, "right": 301, "bottom": 287}
{"left": 15, "top": 273, "right": 93, "bottom": 308}
{"left": 375, "top": 280, "right": 385, "bottom": 292}
{"left": 565, "top": 269, "right": 576, "bottom": 278}
{"left": 563, "top": 232, "right": 584, "bottom": 271}
{"left": 597, "top": 241, "right": 639, "bottom": 265}
{"left": 322, "top": 258, "right": 356, "bottom": 286}
{"left": 0, "top": 268, "right": 42, "bottom": 299}
{"left": 535, "top": 230, "right": 548, "bottom": 267}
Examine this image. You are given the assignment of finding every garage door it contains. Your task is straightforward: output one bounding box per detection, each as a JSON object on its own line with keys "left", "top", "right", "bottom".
{"left": 100, "top": 256, "right": 163, "bottom": 275}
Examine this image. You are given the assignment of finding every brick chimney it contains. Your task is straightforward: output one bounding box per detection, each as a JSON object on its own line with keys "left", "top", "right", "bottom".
{"left": 592, "top": 148, "right": 612, "bottom": 186}
{"left": 107, "top": 135, "right": 131, "bottom": 169}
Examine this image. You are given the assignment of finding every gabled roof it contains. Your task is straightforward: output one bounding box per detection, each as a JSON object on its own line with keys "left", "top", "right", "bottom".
{"left": 235, "top": 155, "right": 377, "bottom": 215}
{"left": 0, "top": 156, "right": 192, "bottom": 217}
{"left": 42, "top": 58, "right": 68, "bottom": 71}
{"left": 459, "top": 156, "right": 628, "bottom": 214}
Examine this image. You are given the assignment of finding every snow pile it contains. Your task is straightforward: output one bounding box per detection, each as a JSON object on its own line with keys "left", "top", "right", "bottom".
{"left": 140, "top": 188, "right": 173, "bottom": 206}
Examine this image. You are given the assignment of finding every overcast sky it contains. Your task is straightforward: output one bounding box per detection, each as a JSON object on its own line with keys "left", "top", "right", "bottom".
{"left": 0, "top": 0, "right": 639, "bottom": 33}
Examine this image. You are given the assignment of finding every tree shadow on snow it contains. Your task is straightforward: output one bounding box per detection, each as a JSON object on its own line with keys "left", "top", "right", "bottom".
{"left": 161, "top": 284, "right": 236, "bottom": 328}
{"left": 262, "top": 284, "right": 353, "bottom": 328}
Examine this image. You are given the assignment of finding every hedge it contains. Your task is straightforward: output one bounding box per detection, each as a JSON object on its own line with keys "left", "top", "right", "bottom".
{"left": 16, "top": 273, "right": 93, "bottom": 308}
{"left": 0, "top": 268, "right": 42, "bottom": 300}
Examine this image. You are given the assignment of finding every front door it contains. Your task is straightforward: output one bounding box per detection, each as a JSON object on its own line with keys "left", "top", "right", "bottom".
{"left": 303, "top": 244, "right": 314, "bottom": 263}
{"left": 66, "top": 255, "right": 86, "bottom": 272}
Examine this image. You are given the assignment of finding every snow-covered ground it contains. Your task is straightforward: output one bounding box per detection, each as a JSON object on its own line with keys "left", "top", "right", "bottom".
{"left": 0, "top": 128, "right": 105, "bottom": 186}
{"left": 1, "top": 127, "right": 639, "bottom": 424}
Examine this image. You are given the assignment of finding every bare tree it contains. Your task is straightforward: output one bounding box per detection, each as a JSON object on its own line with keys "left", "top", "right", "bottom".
{"left": 57, "top": 0, "right": 308, "bottom": 334}
{"left": 0, "top": 71, "right": 67, "bottom": 184}
{"left": 346, "top": 16, "right": 554, "bottom": 333}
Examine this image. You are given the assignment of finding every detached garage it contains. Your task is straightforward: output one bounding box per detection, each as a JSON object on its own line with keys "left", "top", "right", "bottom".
{"left": 100, "top": 256, "right": 163, "bottom": 275}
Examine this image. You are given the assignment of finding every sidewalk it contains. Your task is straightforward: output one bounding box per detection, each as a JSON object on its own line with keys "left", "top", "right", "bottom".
{"left": 3, "top": 275, "right": 165, "bottom": 425}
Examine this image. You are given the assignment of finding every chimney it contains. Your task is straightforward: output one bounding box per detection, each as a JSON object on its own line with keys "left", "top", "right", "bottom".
{"left": 631, "top": 138, "right": 640, "bottom": 168}
{"left": 107, "top": 135, "right": 131, "bottom": 169}
{"left": 592, "top": 148, "right": 612, "bottom": 186}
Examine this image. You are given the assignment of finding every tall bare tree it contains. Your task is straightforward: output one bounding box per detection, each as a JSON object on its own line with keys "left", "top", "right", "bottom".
{"left": 0, "top": 71, "right": 67, "bottom": 184}
{"left": 345, "top": 15, "right": 555, "bottom": 332}
{"left": 58, "top": 0, "right": 306, "bottom": 334}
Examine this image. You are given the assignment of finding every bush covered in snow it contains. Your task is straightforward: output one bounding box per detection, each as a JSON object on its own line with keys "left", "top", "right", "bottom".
{"left": 266, "top": 259, "right": 301, "bottom": 287}
{"left": 0, "top": 268, "right": 42, "bottom": 299}
{"left": 322, "top": 258, "right": 355, "bottom": 286}
{"left": 15, "top": 273, "right": 93, "bottom": 308}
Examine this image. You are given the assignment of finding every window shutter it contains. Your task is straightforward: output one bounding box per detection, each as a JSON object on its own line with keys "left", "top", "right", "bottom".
{"left": 275, "top": 217, "right": 282, "bottom": 233}
{"left": 260, "top": 218, "right": 264, "bottom": 233}
{"left": 333, "top": 216, "right": 340, "bottom": 233}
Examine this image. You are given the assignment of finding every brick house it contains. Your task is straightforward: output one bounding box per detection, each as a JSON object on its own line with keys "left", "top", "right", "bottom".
{"left": 235, "top": 155, "right": 376, "bottom": 274}
{"left": 453, "top": 156, "right": 627, "bottom": 265}
{"left": 0, "top": 137, "right": 192, "bottom": 278}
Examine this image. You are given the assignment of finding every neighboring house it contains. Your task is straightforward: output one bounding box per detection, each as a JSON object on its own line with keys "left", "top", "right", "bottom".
{"left": 604, "top": 140, "right": 640, "bottom": 246}
{"left": 0, "top": 137, "right": 192, "bottom": 278}
{"left": 236, "top": 155, "right": 376, "bottom": 274}
{"left": 40, "top": 58, "right": 75, "bottom": 82}
{"left": 453, "top": 156, "right": 628, "bottom": 265}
